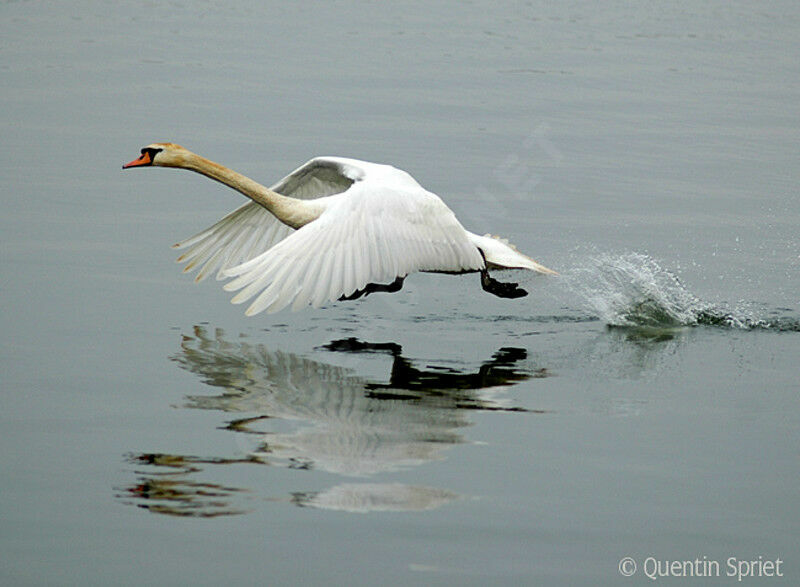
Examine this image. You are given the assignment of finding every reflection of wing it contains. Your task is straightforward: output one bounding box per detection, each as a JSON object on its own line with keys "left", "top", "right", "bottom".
{"left": 174, "top": 329, "right": 466, "bottom": 476}
{"left": 185, "top": 349, "right": 389, "bottom": 427}
{"left": 172, "top": 158, "right": 358, "bottom": 282}
{"left": 172, "top": 327, "right": 541, "bottom": 476}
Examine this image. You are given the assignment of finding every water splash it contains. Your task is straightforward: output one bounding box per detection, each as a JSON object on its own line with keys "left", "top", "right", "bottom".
{"left": 563, "top": 252, "right": 799, "bottom": 331}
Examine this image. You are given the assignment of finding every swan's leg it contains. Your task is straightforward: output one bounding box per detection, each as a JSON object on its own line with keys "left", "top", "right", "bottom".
{"left": 480, "top": 269, "right": 528, "bottom": 299}
{"left": 340, "top": 276, "right": 405, "bottom": 301}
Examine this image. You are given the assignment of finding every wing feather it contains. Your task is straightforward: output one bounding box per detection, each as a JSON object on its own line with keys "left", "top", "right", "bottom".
{"left": 221, "top": 183, "right": 484, "bottom": 315}
{"left": 311, "top": 247, "right": 336, "bottom": 308}
{"left": 172, "top": 158, "right": 360, "bottom": 281}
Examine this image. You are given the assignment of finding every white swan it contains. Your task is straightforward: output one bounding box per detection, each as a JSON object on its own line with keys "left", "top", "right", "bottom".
{"left": 123, "top": 143, "right": 556, "bottom": 315}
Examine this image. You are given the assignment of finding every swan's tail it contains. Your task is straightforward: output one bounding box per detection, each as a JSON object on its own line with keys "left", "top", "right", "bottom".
{"left": 467, "top": 232, "right": 558, "bottom": 275}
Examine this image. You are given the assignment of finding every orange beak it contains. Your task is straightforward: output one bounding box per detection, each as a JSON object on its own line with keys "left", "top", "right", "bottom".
{"left": 122, "top": 151, "right": 152, "bottom": 169}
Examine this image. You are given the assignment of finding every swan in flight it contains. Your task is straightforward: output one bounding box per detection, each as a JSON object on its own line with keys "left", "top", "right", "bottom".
{"left": 123, "top": 143, "right": 556, "bottom": 315}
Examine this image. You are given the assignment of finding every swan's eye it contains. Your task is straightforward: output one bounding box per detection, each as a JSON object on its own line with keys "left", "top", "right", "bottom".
{"left": 143, "top": 147, "right": 163, "bottom": 160}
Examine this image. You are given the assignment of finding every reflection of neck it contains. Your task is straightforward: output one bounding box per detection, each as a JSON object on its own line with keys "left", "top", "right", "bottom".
{"left": 184, "top": 152, "right": 319, "bottom": 229}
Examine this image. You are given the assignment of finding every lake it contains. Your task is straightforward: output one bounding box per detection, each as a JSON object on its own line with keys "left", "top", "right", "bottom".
{"left": 1, "top": 1, "right": 798, "bottom": 585}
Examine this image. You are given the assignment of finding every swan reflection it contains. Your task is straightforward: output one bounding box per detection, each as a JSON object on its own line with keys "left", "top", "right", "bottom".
{"left": 119, "top": 326, "right": 548, "bottom": 516}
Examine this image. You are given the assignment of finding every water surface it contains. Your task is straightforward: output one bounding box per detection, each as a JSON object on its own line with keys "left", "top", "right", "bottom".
{"left": 1, "top": 1, "right": 798, "bottom": 585}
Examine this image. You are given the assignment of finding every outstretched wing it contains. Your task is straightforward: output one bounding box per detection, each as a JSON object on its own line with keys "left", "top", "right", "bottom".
{"left": 172, "top": 158, "right": 361, "bottom": 282}
{"left": 221, "top": 184, "right": 485, "bottom": 315}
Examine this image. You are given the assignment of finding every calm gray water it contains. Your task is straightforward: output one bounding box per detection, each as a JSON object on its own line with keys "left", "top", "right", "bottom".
{"left": 2, "top": 1, "right": 799, "bottom": 585}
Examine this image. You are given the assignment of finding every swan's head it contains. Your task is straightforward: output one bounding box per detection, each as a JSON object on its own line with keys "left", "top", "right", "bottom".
{"left": 122, "top": 143, "right": 192, "bottom": 169}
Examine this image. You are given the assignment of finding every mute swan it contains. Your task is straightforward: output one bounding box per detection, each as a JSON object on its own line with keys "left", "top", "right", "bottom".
{"left": 123, "top": 143, "right": 556, "bottom": 315}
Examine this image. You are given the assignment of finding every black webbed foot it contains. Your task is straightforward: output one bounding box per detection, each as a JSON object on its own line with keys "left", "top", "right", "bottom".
{"left": 340, "top": 276, "right": 405, "bottom": 301}
{"left": 480, "top": 270, "right": 528, "bottom": 299}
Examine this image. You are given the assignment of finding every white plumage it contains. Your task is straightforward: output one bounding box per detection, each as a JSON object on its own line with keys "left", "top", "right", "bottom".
{"left": 123, "top": 144, "right": 556, "bottom": 315}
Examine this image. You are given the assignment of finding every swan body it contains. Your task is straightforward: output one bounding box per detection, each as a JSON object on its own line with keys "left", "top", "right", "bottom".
{"left": 123, "top": 143, "right": 556, "bottom": 315}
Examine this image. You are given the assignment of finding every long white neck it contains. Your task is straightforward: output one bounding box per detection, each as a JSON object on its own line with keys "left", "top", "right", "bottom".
{"left": 181, "top": 152, "right": 319, "bottom": 229}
